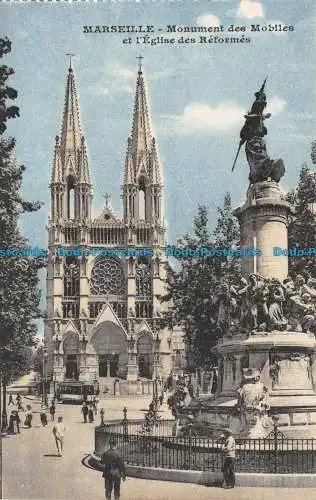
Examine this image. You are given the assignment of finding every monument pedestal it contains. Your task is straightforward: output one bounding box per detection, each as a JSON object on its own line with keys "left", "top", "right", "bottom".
{"left": 189, "top": 331, "right": 316, "bottom": 437}
{"left": 234, "top": 181, "right": 293, "bottom": 280}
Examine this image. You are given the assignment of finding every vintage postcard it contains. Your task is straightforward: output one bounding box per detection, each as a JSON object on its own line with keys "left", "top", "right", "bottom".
{"left": 0, "top": 0, "right": 316, "bottom": 499}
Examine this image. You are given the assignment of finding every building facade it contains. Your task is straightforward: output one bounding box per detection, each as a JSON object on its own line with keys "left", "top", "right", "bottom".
{"left": 44, "top": 62, "right": 174, "bottom": 389}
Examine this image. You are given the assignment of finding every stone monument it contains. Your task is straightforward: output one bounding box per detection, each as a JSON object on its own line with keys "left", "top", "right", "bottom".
{"left": 185, "top": 81, "right": 316, "bottom": 438}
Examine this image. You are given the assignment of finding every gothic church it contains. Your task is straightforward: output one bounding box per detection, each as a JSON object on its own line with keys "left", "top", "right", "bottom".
{"left": 44, "top": 61, "right": 176, "bottom": 390}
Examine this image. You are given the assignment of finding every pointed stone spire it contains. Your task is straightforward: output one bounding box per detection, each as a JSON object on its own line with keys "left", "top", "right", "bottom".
{"left": 50, "top": 63, "right": 92, "bottom": 220}
{"left": 130, "top": 59, "right": 152, "bottom": 158}
{"left": 56, "top": 62, "right": 91, "bottom": 185}
{"left": 123, "top": 60, "right": 163, "bottom": 186}
{"left": 123, "top": 60, "right": 164, "bottom": 225}
{"left": 60, "top": 65, "right": 82, "bottom": 161}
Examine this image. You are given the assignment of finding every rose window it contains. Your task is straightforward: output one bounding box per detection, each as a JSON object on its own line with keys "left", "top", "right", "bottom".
{"left": 90, "top": 258, "right": 125, "bottom": 295}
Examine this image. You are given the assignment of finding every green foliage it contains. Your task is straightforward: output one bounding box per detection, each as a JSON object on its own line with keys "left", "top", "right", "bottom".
{"left": 287, "top": 164, "right": 316, "bottom": 276}
{"left": 32, "top": 345, "right": 44, "bottom": 375}
{"left": 312, "top": 140, "right": 316, "bottom": 165}
{"left": 0, "top": 38, "right": 19, "bottom": 135}
{"left": 0, "top": 38, "right": 45, "bottom": 381}
{"left": 3, "top": 346, "right": 34, "bottom": 381}
{"left": 164, "top": 195, "right": 240, "bottom": 370}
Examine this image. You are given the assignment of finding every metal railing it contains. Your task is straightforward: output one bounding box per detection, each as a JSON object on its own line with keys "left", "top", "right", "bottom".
{"left": 95, "top": 419, "right": 316, "bottom": 474}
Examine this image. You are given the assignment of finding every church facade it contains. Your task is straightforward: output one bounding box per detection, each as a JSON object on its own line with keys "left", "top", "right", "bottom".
{"left": 44, "top": 62, "right": 178, "bottom": 390}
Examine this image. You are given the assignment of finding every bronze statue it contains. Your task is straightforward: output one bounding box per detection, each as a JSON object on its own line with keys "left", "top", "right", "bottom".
{"left": 232, "top": 79, "right": 285, "bottom": 184}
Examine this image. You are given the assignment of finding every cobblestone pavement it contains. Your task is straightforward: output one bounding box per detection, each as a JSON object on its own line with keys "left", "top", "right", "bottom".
{"left": 2, "top": 396, "right": 316, "bottom": 500}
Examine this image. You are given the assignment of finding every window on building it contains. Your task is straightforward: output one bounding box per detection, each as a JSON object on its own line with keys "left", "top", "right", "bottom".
{"left": 67, "top": 176, "right": 75, "bottom": 219}
{"left": 64, "top": 257, "right": 80, "bottom": 297}
{"left": 135, "top": 258, "right": 152, "bottom": 318}
{"left": 90, "top": 257, "right": 125, "bottom": 295}
{"left": 138, "top": 176, "right": 146, "bottom": 220}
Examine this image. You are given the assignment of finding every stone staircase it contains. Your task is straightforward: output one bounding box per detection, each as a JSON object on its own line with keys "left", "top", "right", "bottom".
{"left": 98, "top": 377, "right": 116, "bottom": 396}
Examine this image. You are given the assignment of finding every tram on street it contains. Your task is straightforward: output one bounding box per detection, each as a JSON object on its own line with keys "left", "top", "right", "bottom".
{"left": 57, "top": 381, "right": 99, "bottom": 404}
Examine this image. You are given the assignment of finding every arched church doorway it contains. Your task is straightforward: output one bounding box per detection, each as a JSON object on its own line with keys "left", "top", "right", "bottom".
{"left": 98, "top": 354, "right": 119, "bottom": 377}
{"left": 137, "top": 333, "right": 154, "bottom": 379}
{"left": 63, "top": 333, "right": 80, "bottom": 380}
{"left": 90, "top": 321, "right": 128, "bottom": 379}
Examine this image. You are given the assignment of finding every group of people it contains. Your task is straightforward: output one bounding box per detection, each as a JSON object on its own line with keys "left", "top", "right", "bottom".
{"left": 40, "top": 399, "right": 56, "bottom": 427}
{"left": 7, "top": 394, "right": 34, "bottom": 433}
{"left": 81, "top": 399, "right": 99, "bottom": 423}
{"left": 8, "top": 392, "right": 66, "bottom": 459}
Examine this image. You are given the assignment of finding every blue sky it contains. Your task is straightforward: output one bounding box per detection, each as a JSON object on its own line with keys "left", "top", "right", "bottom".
{"left": 0, "top": 0, "right": 315, "bottom": 333}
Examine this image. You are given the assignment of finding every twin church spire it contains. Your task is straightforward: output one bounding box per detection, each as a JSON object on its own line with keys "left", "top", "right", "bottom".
{"left": 51, "top": 64, "right": 92, "bottom": 220}
{"left": 50, "top": 58, "right": 163, "bottom": 226}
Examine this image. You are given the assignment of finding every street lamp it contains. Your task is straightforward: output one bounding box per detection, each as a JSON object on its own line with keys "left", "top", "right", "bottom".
{"left": 42, "top": 345, "right": 48, "bottom": 407}
{"left": 0, "top": 286, "right": 12, "bottom": 435}
{"left": 0, "top": 346, "right": 11, "bottom": 435}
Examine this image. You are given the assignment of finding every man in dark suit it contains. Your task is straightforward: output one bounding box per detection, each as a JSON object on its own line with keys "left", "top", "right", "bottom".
{"left": 222, "top": 429, "right": 236, "bottom": 488}
{"left": 100, "top": 438, "right": 126, "bottom": 500}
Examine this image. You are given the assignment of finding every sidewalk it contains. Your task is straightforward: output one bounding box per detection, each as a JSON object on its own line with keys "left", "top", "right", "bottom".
{"left": 2, "top": 396, "right": 316, "bottom": 499}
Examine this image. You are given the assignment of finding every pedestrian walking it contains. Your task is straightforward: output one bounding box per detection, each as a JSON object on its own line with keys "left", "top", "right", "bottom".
{"left": 222, "top": 429, "right": 236, "bottom": 489}
{"left": 100, "top": 408, "right": 105, "bottom": 425}
{"left": 88, "top": 404, "right": 94, "bottom": 423}
{"left": 92, "top": 396, "right": 98, "bottom": 415}
{"left": 17, "top": 400, "right": 24, "bottom": 412}
{"left": 52, "top": 416, "right": 65, "bottom": 457}
{"left": 24, "top": 405, "right": 33, "bottom": 428}
{"left": 16, "top": 394, "right": 24, "bottom": 412}
{"left": 49, "top": 402, "right": 56, "bottom": 421}
{"left": 81, "top": 402, "right": 88, "bottom": 423}
{"left": 40, "top": 405, "right": 48, "bottom": 426}
{"left": 13, "top": 410, "right": 20, "bottom": 434}
{"left": 100, "top": 438, "right": 126, "bottom": 500}
{"left": 8, "top": 394, "right": 14, "bottom": 406}
{"left": 7, "top": 411, "right": 16, "bottom": 434}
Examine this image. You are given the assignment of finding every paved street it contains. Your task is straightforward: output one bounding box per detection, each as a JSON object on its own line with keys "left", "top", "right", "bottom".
{"left": 2, "top": 396, "right": 316, "bottom": 500}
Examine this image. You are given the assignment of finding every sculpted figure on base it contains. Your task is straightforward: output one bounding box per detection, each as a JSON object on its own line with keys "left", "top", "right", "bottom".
{"left": 235, "top": 368, "right": 271, "bottom": 437}
{"left": 210, "top": 270, "right": 316, "bottom": 337}
{"left": 232, "top": 79, "right": 285, "bottom": 184}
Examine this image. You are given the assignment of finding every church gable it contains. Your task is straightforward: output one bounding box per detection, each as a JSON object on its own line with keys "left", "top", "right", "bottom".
{"left": 60, "top": 319, "right": 79, "bottom": 337}
{"left": 93, "top": 301, "right": 127, "bottom": 333}
{"left": 135, "top": 319, "right": 154, "bottom": 337}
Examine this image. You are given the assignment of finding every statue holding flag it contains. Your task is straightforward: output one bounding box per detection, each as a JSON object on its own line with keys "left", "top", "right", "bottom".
{"left": 232, "top": 79, "right": 285, "bottom": 184}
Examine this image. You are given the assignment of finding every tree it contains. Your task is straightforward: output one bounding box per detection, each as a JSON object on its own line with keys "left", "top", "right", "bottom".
{"left": 0, "top": 38, "right": 45, "bottom": 382}
{"left": 33, "top": 345, "right": 45, "bottom": 375}
{"left": 286, "top": 164, "right": 316, "bottom": 277}
{"left": 164, "top": 195, "right": 240, "bottom": 370}
{"left": 311, "top": 140, "right": 316, "bottom": 165}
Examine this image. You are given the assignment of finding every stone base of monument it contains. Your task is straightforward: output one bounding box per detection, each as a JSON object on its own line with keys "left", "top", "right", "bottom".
{"left": 183, "top": 331, "right": 316, "bottom": 438}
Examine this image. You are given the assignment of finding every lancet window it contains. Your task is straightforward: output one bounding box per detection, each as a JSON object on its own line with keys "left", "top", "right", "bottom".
{"left": 135, "top": 258, "right": 152, "bottom": 318}
{"left": 63, "top": 256, "right": 80, "bottom": 297}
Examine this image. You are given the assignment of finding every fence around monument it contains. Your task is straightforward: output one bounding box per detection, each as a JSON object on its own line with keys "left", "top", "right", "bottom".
{"left": 95, "top": 419, "right": 316, "bottom": 474}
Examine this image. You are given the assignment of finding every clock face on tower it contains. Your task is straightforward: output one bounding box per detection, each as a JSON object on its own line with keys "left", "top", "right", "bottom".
{"left": 90, "top": 258, "right": 125, "bottom": 295}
